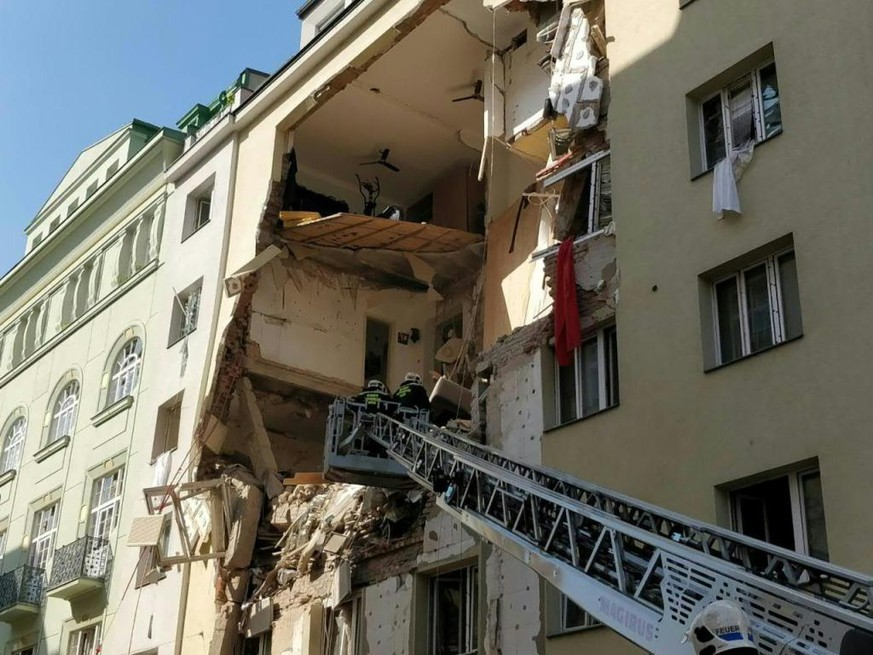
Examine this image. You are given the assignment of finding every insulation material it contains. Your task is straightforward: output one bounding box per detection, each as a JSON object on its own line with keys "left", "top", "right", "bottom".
{"left": 549, "top": 5, "right": 603, "bottom": 130}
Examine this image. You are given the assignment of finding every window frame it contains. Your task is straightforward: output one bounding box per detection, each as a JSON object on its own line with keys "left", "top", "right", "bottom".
{"left": 108, "top": 337, "right": 143, "bottom": 406}
{"left": 29, "top": 502, "right": 59, "bottom": 570}
{"left": 698, "top": 59, "right": 782, "bottom": 170}
{"left": 554, "top": 326, "right": 619, "bottom": 425}
{"left": 68, "top": 623, "right": 101, "bottom": 655}
{"left": 88, "top": 468, "right": 124, "bottom": 541}
{"left": 169, "top": 282, "right": 202, "bottom": 346}
{"left": 1, "top": 416, "right": 27, "bottom": 474}
{"left": 194, "top": 195, "right": 212, "bottom": 231}
{"left": 730, "top": 467, "right": 828, "bottom": 560}
{"left": 711, "top": 247, "right": 796, "bottom": 365}
{"left": 49, "top": 379, "right": 80, "bottom": 444}
{"left": 428, "top": 563, "right": 479, "bottom": 655}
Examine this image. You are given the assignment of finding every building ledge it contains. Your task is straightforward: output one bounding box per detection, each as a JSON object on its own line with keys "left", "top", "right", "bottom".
{"left": 34, "top": 436, "right": 70, "bottom": 463}
{"left": 92, "top": 396, "right": 134, "bottom": 427}
{"left": 0, "top": 469, "right": 15, "bottom": 490}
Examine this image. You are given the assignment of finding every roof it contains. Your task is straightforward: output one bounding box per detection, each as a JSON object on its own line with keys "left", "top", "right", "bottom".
{"left": 279, "top": 213, "right": 483, "bottom": 254}
{"left": 296, "top": 0, "right": 326, "bottom": 18}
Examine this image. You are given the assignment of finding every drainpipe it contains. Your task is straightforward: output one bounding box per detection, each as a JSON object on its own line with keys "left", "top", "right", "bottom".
{"left": 174, "top": 126, "right": 241, "bottom": 655}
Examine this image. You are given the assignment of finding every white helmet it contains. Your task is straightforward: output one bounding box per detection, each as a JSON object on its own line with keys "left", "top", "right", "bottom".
{"left": 404, "top": 372, "right": 422, "bottom": 385}
{"left": 367, "top": 379, "right": 387, "bottom": 393}
{"left": 685, "top": 601, "right": 757, "bottom": 655}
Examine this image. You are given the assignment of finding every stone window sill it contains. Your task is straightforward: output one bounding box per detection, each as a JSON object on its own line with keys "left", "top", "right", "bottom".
{"left": 0, "top": 470, "right": 16, "bottom": 489}
{"left": 34, "top": 435, "right": 71, "bottom": 463}
{"left": 92, "top": 396, "right": 134, "bottom": 427}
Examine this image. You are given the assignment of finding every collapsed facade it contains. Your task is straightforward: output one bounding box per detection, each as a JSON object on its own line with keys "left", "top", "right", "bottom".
{"left": 160, "top": 1, "right": 618, "bottom": 653}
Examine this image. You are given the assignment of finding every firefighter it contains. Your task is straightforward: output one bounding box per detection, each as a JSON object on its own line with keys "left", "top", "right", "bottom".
{"left": 393, "top": 372, "right": 431, "bottom": 413}
{"left": 352, "top": 379, "right": 392, "bottom": 414}
{"left": 685, "top": 601, "right": 759, "bottom": 655}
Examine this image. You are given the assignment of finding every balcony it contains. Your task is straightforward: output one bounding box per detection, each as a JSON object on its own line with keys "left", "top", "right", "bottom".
{"left": 324, "top": 398, "right": 420, "bottom": 488}
{"left": 0, "top": 566, "right": 44, "bottom": 623}
{"left": 46, "top": 536, "right": 112, "bottom": 601}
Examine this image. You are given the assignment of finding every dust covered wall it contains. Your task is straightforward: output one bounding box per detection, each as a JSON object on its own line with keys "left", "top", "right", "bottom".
{"left": 361, "top": 575, "right": 414, "bottom": 655}
{"left": 248, "top": 260, "right": 439, "bottom": 391}
{"left": 483, "top": 200, "right": 552, "bottom": 349}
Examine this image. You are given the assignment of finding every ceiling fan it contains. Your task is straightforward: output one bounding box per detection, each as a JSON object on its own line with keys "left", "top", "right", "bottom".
{"left": 360, "top": 148, "right": 400, "bottom": 172}
{"left": 452, "top": 80, "right": 485, "bottom": 103}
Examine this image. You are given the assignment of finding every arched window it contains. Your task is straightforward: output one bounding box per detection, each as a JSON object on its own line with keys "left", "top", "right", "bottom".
{"left": 49, "top": 380, "right": 80, "bottom": 443}
{"left": 108, "top": 338, "right": 143, "bottom": 405}
{"left": 1, "top": 417, "right": 26, "bottom": 474}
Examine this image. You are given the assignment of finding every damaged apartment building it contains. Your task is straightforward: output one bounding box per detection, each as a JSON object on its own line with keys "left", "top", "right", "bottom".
{"left": 136, "top": 0, "right": 618, "bottom": 653}
{"left": 5, "top": 0, "right": 870, "bottom": 653}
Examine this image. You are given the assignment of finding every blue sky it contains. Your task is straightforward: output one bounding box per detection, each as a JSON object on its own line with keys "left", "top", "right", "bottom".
{"left": 0, "top": 0, "right": 306, "bottom": 275}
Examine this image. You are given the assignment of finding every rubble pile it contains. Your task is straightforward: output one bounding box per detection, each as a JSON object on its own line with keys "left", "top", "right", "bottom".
{"left": 251, "top": 482, "right": 427, "bottom": 600}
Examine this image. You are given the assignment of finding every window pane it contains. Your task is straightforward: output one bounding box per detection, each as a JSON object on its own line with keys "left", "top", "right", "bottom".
{"left": 564, "top": 596, "right": 597, "bottom": 630}
{"left": 557, "top": 355, "right": 578, "bottom": 424}
{"left": 580, "top": 338, "right": 600, "bottom": 417}
{"left": 596, "top": 156, "right": 612, "bottom": 230}
{"left": 701, "top": 95, "right": 726, "bottom": 169}
{"left": 715, "top": 277, "right": 742, "bottom": 363}
{"left": 728, "top": 75, "right": 756, "bottom": 146}
{"left": 744, "top": 265, "right": 774, "bottom": 353}
{"left": 778, "top": 251, "right": 802, "bottom": 340}
{"left": 801, "top": 472, "right": 830, "bottom": 561}
{"left": 759, "top": 63, "right": 782, "bottom": 138}
{"left": 604, "top": 327, "right": 619, "bottom": 407}
{"left": 570, "top": 167, "right": 593, "bottom": 235}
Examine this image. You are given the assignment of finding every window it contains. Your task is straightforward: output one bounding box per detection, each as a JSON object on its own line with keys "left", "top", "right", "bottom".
{"left": 32, "top": 234, "right": 44, "bottom": 248}
{"left": 699, "top": 61, "right": 782, "bottom": 170}
{"left": 106, "top": 160, "right": 119, "bottom": 178}
{"left": 86, "top": 180, "right": 99, "bottom": 199}
{"left": 14, "top": 648, "right": 35, "bottom": 655}
{"left": 89, "top": 469, "right": 124, "bottom": 540}
{"left": 0, "top": 530, "right": 6, "bottom": 568}
{"left": 67, "top": 199, "right": 79, "bottom": 218}
{"left": 50, "top": 380, "right": 80, "bottom": 443}
{"left": 135, "top": 514, "right": 171, "bottom": 587}
{"left": 1, "top": 416, "right": 26, "bottom": 474}
{"left": 429, "top": 564, "right": 478, "bottom": 655}
{"left": 183, "top": 184, "right": 214, "bottom": 240}
{"left": 195, "top": 196, "right": 211, "bottom": 231}
{"left": 555, "top": 326, "right": 619, "bottom": 425}
{"left": 547, "top": 588, "right": 600, "bottom": 636}
{"left": 152, "top": 394, "right": 182, "bottom": 460}
{"left": 108, "top": 338, "right": 143, "bottom": 405}
{"left": 730, "top": 468, "right": 829, "bottom": 561}
{"left": 29, "top": 503, "right": 59, "bottom": 570}
{"left": 711, "top": 249, "right": 800, "bottom": 365}
{"left": 556, "top": 153, "right": 612, "bottom": 238}
{"left": 364, "top": 318, "right": 390, "bottom": 383}
{"left": 325, "top": 596, "right": 361, "bottom": 655}
{"left": 50, "top": 217, "right": 61, "bottom": 232}
{"left": 169, "top": 281, "right": 202, "bottom": 345}
{"left": 68, "top": 624, "right": 100, "bottom": 655}
{"left": 243, "top": 632, "right": 272, "bottom": 655}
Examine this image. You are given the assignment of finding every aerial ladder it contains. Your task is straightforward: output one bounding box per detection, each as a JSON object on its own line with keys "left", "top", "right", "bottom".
{"left": 326, "top": 399, "right": 873, "bottom": 655}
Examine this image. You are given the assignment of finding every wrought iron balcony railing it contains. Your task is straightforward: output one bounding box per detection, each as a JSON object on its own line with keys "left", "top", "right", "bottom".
{"left": 47, "top": 536, "right": 112, "bottom": 592}
{"left": 0, "top": 566, "right": 45, "bottom": 611}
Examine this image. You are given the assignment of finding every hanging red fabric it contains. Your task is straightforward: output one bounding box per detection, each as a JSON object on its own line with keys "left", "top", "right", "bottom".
{"left": 554, "top": 239, "right": 581, "bottom": 366}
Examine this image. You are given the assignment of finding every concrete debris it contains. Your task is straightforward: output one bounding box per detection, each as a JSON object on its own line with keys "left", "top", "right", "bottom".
{"left": 222, "top": 465, "right": 265, "bottom": 570}
{"left": 253, "top": 483, "right": 427, "bottom": 602}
